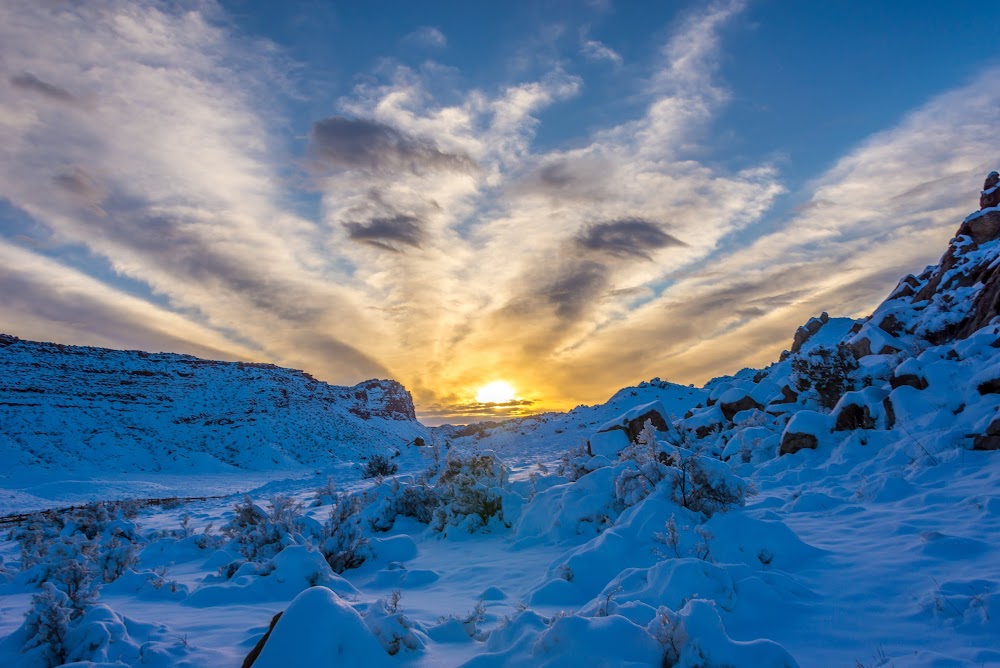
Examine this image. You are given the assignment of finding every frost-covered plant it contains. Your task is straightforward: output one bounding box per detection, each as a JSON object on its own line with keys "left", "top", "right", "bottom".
{"left": 22, "top": 582, "right": 72, "bottom": 667}
{"left": 667, "top": 444, "right": 746, "bottom": 517}
{"left": 433, "top": 451, "right": 509, "bottom": 533}
{"left": 319, "top": 493, "right": 371, "bottom": 573}
{"left": 791, "top": 343, "right": 859, "bottom": 410}
{"left": 313, "top": 475, "right": 338, "bottom": 506}
{"left": 652, "top": 515, "right": 682, "bottom": 559}
{"left": 460, "top": 599, "right": 487, "bottom": 637}
{"left": 95, "top": 535, "right": 139, "bottom": 583}
{"left": 648, "top": 606, "right": 684, "bottom": 667}
{"left": 614, "top": 420, "right": 671, "bottom": 508}
{"left": 222, "top": 495, "right": 306, "bottom": 563}
{"left": 363, "top": 454, "right": 399, "bottom": 479}
{"left": 557, "top": 441, "right": 592, "bottom": 482}
{"left": 364, "top": 591, "right": 424, "bottom": 655}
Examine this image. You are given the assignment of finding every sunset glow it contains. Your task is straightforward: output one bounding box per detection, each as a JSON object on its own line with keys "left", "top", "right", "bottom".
{"left": 475, "top": 381, "right": 517, "bottom": 405}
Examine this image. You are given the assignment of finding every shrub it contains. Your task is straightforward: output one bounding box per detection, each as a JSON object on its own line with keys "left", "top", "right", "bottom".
{"left": 22, "top": 583, "right": 72, "bottom": 667}
{"left": 666, "top": 445, "right": 746, "bottom": 517}
{"left": 222, "top": 495, "right": 305, "bottom": 563}
{"left": 433, "top": 452, "right": 509, "bottom": 533}
{"left": 319, "top": 493, "right": 371, "bottom": 573}
{"left": 614, "top": 420, "right": 671, "bottom": 508}
{"left": 791, "top": 343, "right": 859, "bottom": 410}
{"left": 363, "top": 454, "right": 399, "bottom": 479}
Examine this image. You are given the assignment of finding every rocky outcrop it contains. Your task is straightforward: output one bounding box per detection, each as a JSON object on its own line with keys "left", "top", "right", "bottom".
{"left": 790, "top": 312, "right": 829, "bottom": 355}
{"left": 981, "top": 171, "right": 1000, "bottom": 210}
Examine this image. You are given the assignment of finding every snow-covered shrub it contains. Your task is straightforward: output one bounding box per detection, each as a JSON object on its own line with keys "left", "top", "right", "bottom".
{"left": 791, "top": 343, "right": 859, "bottom": 410}
{"left": 364, "top": 592, "right": 425, "bottom": 655}
{"left": 22, "top": 582, "right": 72, "bottom": 667}
{"left": 222, "top": 495, "right": 307, "bottom": 564}
{"left": 432, "top": 451, "right": 510, "bottom": 533}
{"left": 557, "top": 440, "right": 595, "bottom": 481}
{"left": 614, "top": 420, "right": 671, "bottom": 508}
{"left": 319, "top": 493, "right": 371, "bottom": 573}
{"left": 396, "top": 477, "right": 438, "bottom": 525}
{"left": 667, "top": 445, "right": 747, "bottom": 517}
{"left": 363, "top": 454, "right": 399, "bottom": 479}
{"left": 94, "top": 534, "right": 138, "bottom": 583}
{"left": 313, "top": 475, "right": 338, "bottom": 506}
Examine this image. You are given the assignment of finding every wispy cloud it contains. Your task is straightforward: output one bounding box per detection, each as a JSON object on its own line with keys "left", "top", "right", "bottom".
{"left": 403, "top": 26, "right": 447, "bottom": 49}
{"left": 581, "top": 39, "right": 622, "bottom": 66}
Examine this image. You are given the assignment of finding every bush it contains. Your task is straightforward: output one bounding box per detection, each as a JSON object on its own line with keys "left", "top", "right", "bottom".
{"left": 791, "top": 343, "right": 859, "bottom": 410}
{"left": 666, "top": 445, "right": 746, "bottom": 517}
{"left": 319, "top": 494, "right": 371, "bottom": 573}
{"left": 433, "top": 452, "right": 509, "bottom": 533}
{"left": 614, "top": 420, "right": 672, "bottom": 508}
{"left": 22, "top": 583, "right": 72, "bottom": 667}
{"left": 222, "top": 495, "right": 306, "bottom": 563}
{"left": 363, "top": 455, "right": 399, "bottom": 479}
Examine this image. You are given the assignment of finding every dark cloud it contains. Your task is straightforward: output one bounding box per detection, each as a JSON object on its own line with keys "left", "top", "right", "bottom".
{"left": 344, "top": 215, "right": 423, "bottom": 252}
{"left": 310, "top": 116, "right": 474, "bottom": 174}
{"left": 544, "top": 260, "right": 609, "bottom": 319}
{"left": 9, "top": 72, "right": 77, "bottom": 104}
{"left": 538, "top": 162, "right": 577, "bottom": 189}
{"left": 514, "top": 159, "right": 612, "bottom": 201}
{"left": 577, "top": 218, "right": 685, "bottom": 259}
{"left": 52, "top": 168, "right": 104, "bottom": 202}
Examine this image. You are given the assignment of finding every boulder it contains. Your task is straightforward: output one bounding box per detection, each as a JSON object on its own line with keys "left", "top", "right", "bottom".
{"left": 790, "top": 312, "right": 829, "bottom": 354}
{"left": 595, "top": 401, "right": 670, "bottom": 444}
{"left": 834, "top": 403, "right": 875, "bottom": 431}
{"left": 832, "top": 388, "right": 891, "bottom": 431}
{"left": 717, "top": 389, "right": 764, "bottom": 422}
{"left": 973, "top": 417, "right": 1000, "bottom": 451}
{"left": 981, "top": 171, "right": 1000, "bottom": 209}
{"left": 957, "top": 209, "right": 1000, "bottom": 245}
{"left": 243, "top": 613, "right": 283, "bottom": 668}
{"left": 779, "top": 411, "right": 831, "bottom": 455}
{"left": 779, "top": 431, "right": 818, "bottom": 456}
{"left": 890, "top": 373, "right": 927, "bottom": 391}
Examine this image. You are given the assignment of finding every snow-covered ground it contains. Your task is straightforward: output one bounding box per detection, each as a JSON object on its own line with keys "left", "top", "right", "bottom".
{"left": 2, "top": 197, "right": 1000, "bottom": 666}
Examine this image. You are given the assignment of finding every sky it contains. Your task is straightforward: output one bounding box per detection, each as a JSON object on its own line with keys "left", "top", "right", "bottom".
{"left": 1, "top": 0, "right": 998, "bottom": 425}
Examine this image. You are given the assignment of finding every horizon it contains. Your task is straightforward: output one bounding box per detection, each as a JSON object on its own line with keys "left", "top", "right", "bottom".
{"left": 1, "top": 1, "right": 998, "bottom": 423}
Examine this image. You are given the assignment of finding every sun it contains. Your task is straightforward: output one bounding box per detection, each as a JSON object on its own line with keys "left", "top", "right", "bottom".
{"left": 475, "top": 380, "right": 517, "bottom": 404}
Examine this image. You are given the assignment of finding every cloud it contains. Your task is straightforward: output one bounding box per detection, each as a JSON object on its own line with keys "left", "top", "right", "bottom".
{"left": 345, "top": 214, "right": 423, "bottom": 251}
{"left": 403, "top": 26, "right": 447, "bottom": 49}
{"left": 9, "top": 72, "right": 77, "bottom": 104}
{"left": 577, "top": 218, "right": 686, "bottom": 259}
{"left": 310, "top": 116, "right": 475, "bottom": 174}
{"left": 581, "top": 39, "right": 623, "bottom": 66}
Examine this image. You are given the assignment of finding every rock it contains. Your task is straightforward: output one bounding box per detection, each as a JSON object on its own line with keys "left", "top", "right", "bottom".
{"left": 982, "top": 171, "right": 1000, "bottom": 209}
{"left": 770, "top": 385, "right": 799, "bottom": 405}
{"left": 877, "top": 313, "right": 904, "bottom": 336}
{"left": 957, "top": 209, "right": 1000, "bottom": 245}
{"left": 977, "top": 377, "right": 1000, "bottom": 395}
{"left": 890, "top": 373, "right": 927, "bottom": 391}
{"left": 719, "top": 394, "right": 763, "bottom": 421}
{"left": 779, "top": 410, "right": 831, "bottom": 455}
{"left": 595, "top": 401, "right": 670, "bottom": 444}
{"left": 973, "top": 415, "right": 1000, "bottom": 451}
{"left": 850, "top": 337, "right": 872, "bottom": 358}
{"left": 834, "top": 403, "right": 875, "bottom": 431}
{"left": 882, "top": 397, "right": 896, "bottom": 430}
{"left": 790, "top": 312, "right": 829, "bottom": 354}
{"left": 243, "top": 612, "right": 283, "bottom": 668}
{"left": 779, "top": 431, "right": 818, "bottom": 456}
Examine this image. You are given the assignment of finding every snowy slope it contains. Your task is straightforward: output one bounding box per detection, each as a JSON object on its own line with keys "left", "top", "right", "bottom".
{"left": 0, "top": 337, "right": 429, "bottom": 511}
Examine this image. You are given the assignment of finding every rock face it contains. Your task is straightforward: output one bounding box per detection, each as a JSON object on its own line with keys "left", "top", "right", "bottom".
{"left": 974, "top": 417, "right": 1000, "bottom": 451}
{"left": 0, "top": 337, "right": 427, "bottom": 473}
{"left": 981, "top": 171, "right": 1000, "bottom": 210}
{"left": 790, "top": 312, "right": 830, "bottom": 355}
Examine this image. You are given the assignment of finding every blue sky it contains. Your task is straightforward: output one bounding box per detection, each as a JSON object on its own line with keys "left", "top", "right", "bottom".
{"left": 1, "top": 0, "right": 997, "bottom": 423}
